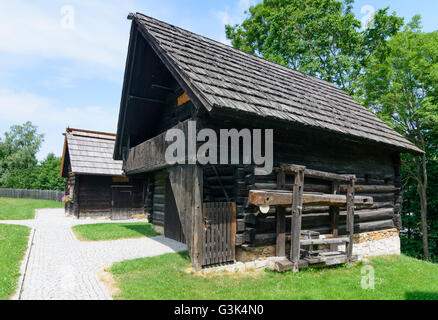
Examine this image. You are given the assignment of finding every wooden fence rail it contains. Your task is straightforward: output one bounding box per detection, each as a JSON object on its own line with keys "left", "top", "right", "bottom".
{"left": 0, "top": 188, "right": 64, "bottom": 202}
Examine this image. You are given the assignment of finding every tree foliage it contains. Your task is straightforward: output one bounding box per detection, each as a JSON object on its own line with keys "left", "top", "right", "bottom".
{"left": 0, "top": 123, "right": 64, "bottom": 191}
{"left": 360, "top": 16, "right": 438, "bottom": 260}
{"left": 225, "top": 0, "right": 403, "bottom": 95}
{"left": 0, "top": 121, "right": 43, "bottom": 186}
{"left": 402, "top": 144, "right": 438, "bottom": 262}
{"left": 34, "top": 153, "right": 65, "bottom": 191}
{"left": 226, "top": 1, "right": 438, "bottom": 260}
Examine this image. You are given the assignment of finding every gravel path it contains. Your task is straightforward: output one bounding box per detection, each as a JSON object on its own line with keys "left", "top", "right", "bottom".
{"left": 1, "top": 209, "right": 186, "bottom": 300}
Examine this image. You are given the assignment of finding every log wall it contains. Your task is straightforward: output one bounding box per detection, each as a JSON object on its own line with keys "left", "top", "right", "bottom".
{"left": 77, "top": 175, "right": 112, "bottom": 217}
{"left": 73, "top": 175, "right": 144, "bottom": 218}
{"left": 199, "top": 115, "right": 402, "bottom": 248}
{"left": 150, "top": 171, "right": 167, "bottom": 226}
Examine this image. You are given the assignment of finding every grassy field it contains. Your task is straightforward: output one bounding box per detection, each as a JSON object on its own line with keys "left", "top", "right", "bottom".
{"left": 109, "top": 253, "right": 438, "bottom": 300}
{"left": 72, "top": 222, "right": 159, "bottom": 241}
{"left": 0, "top": 224, "right": 30, "bottom": 300}
{"left": 0, "top": 198, "right": 63, "bottom": 220}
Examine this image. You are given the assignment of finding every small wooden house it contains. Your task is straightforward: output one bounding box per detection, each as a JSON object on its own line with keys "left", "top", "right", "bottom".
{"left": 113, "top": 13, "right": 423, "bottom": 270}
{"left": 60, "top": 128, "right": 144, "bottom": 219}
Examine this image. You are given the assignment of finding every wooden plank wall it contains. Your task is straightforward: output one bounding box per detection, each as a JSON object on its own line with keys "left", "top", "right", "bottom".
{"left": 124, "top": 120, "right": 189, "bottom": 174}
{"left": 151, "top": 171, "right": 166, "bottom": 226}
{"left": 77, "top": 175, "right": 112, "bottom": 217}
{"left": 168, "top": 165, "right": 203, "bottom": 270}
{"left": 203, "top": 165, "right": 250, "bottom": 246}
{"left": 143, "top": 174, "right": 154, "bottom": 221}
{"left": 154, "top": 87, "right": 193, "bottom": 135}
{"left": 202, "top": 202, "right": 236, "bottom": 266}
{"left": 131, "top": 178, "right": 145, "bottom": 214}
{"left": 76, "top": 175, "right": 144, "bottom": 218}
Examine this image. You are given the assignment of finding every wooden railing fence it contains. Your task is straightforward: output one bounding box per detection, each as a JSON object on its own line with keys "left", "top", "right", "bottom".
{"left": 0, "top": 188, "right": 64, "bottom": 202}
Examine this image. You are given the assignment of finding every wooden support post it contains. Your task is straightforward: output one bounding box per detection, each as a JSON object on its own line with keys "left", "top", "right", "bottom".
{"left": 291, "top": 167, "right": 305, "bottom": 272}
{"left": 329, "top": 181, "right": 340, "bottom": 251}
{"left": 276, "top": 170, "right": 286, "bottom": 257}
{"left": 192, "top": 165, "right": 204, "bottom": 271}
{"left": 346, "top": 177, "right": 356, "bottom": 262}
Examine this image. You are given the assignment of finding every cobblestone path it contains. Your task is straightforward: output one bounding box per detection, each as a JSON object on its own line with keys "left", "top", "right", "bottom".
{"left": 1, "top": 209, "right": 186, "bottom": 300}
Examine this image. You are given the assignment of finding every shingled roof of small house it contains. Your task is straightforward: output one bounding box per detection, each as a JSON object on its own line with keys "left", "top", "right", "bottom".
{"left": 60, "top": 128, "right": 123, "bottom": 177}
{"left": 121, "top": 13, "right": 422, "bottom": 154}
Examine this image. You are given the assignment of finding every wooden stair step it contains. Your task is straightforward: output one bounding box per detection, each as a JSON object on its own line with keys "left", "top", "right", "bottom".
{"left": 270, "top": 257, "right": 294, "bottom": 272}
{"left": 269, "top": 257, "right": 309, "bottom": 272}
{"left": 303, "top": 253, "right": 348, "bottom": 266}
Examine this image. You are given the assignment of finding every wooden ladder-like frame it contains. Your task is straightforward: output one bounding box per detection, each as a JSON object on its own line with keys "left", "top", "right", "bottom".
{"left": 276, "top": 164, "right": 356, "bottom": 271}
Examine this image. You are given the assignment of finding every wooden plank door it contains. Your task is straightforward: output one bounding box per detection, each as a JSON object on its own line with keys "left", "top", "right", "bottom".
{"left": 202, "top": 202, "right": 236, "bottom": 267}
{"left": 164, "top": 178, "right": 185, "bottom": 243}
{"left": 111, "top": 187, "right": 132, "bottom": 220}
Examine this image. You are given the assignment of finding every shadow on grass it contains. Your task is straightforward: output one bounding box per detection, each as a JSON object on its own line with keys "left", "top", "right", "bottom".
{"left": 121, "top": 223, "right": 157, "bottom": 237}
{"left": 405, "top": 292, "right": 438, "bottom": 300}
{"left": 176, "top": 251, "right": 190, "bottom": 260}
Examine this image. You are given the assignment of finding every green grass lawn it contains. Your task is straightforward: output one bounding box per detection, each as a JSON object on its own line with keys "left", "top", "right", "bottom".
{"left": 0, "top": 224, "right": 30, "bottom": 300}
{"left": 72, "top": 222, "right": 159, "bottom": 241}
{"left": 109, "top": 253, "right": 438, "bottom": 300}
{"left": 0, "top": 198, "right": 64, "bottom": 220}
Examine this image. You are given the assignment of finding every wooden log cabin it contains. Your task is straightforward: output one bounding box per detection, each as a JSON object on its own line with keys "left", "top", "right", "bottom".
{"left": 113, "top": 13, "right": 423, "bottom": 271}
{"left": 60, "top": 128, "right": 144, "bottom": 219}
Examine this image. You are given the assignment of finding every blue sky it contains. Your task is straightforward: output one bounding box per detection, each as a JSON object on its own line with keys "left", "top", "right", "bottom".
{"left": 0, "top": 0, "right": 437, "bottom": 161}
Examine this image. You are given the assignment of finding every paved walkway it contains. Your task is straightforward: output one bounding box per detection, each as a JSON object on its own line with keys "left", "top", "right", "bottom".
{"left": 1, "top": 209, "right": 186, "bottom": 300}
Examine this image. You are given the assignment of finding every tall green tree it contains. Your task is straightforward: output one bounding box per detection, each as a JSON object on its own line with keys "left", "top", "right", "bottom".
{"left": 225, "top": 0, "right": 403, "bottom": 95}
{"left": 35, "top": 153, "right": 65, "bottom": 191}
{"left": 0, "top": 122, "right": 44, "bottom": 186}
{"left": 360, "top": 16, "right": 438, "bottom": 260}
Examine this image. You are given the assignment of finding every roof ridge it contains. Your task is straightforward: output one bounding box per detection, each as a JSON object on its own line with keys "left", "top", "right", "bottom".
{"left": 66, "top": 127, "right": 116, "bottom": 137}
{"left": 132, "top": 12, "right": 423, "bottom": 155}
{"left": 135, "top": 13, "right": 345, "bottom": 92}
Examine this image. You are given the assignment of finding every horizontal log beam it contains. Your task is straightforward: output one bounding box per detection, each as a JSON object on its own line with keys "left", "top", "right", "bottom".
{"left": 254, "top": 208, "right": 394, "bottom": 232}
{"left": 253, "top": 182, "right": 399, "bottom": 194}
{"left": 277, "top": 164, "right": 355, "bottom": 182}
{"left": 248, "top": 190, "right": 373, "bottom": 207}
{"left": 129, "top": 95, "right": 166, "bottom": 104}
{"left": 340, "top": 185, "right": 399, "bottom": 193}
{"left": 250, "top": 219, "right": 395, "bottom": 246}
{"left": 300, "top": 237, "right": 349, "bottom": 246}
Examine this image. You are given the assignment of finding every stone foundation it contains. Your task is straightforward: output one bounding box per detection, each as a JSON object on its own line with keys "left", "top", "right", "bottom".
{"left": 201, "top": 259, "right": 270, "bottom": 274}
{"left": 236, "top": 244, "right": 278, "bottom": 262}
{"left": 236, "top": 228, "right": 401, "bottom": 262}
{"left": 152, "top": 224, "right": 164, "bottom": 235}
{"left": 351, "top": 228, "right": 400, "bottom": 258}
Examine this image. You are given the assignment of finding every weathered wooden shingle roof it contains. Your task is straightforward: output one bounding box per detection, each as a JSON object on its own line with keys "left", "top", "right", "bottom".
{"left": 133, "top": 13, "right": 422, "bottom": 154}
{"left": 61, "top": 129, "right": 123, "bottom": 176}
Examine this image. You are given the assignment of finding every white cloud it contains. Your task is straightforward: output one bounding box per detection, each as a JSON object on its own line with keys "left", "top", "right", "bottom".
{"left": 0, "top": 1, "right": 253, "bottom": 159}
{"left": 0, "top": 0, "right": 177, "bottom": 86}
{"left": 0, "top": 89, "right": 117, "bottom": 129}
{"left": 0, "top": 89, "right": 118, "bottom": 159}
{"left": 210, "top": 0, "right": 258, "bottom": 44}
{"left": 0, "top": 1, "right": 129, "bottom": 74}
